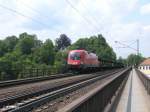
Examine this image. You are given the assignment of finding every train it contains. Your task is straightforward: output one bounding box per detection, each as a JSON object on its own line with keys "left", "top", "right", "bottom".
{"left": 67, "top": 50, "right": 123, "bottom": 71}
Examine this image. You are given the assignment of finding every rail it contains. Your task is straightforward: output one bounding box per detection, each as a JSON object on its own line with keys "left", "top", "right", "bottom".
{"left": 57, "top": 67, "right": 131, "bottom": 112}
{"left": 6, "top": 69, "right": 124, "bottom": 112}
{"left": 0, "top": 73, "right": 73, "bottom": 88}
{"left": 135, "top": 68, "right": 150, "bottom": 94}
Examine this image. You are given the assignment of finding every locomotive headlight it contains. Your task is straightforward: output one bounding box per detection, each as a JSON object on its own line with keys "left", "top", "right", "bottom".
{"left": 73, "top": 62, "right": 77, "bottom": 64}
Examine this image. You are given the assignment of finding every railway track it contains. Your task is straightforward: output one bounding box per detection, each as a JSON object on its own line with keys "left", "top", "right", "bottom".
{"left": 0, "top": 70, "right": 116, "bottom": 103}
{"left": 0, "top": 69, "right": 123, "bottom": 112}
{"left": 56, "top": 67, "right": 131, "bottom": 112}
{"left": 0, "top": 73, "right": 74, "bottom": 88}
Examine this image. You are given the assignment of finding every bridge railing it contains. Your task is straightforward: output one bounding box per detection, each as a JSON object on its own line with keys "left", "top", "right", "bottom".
{"left": 58, "top": 67, "right": 131, "bottom": 112}
{"left": 19, "top": 68, "right": 51, "bottom": 78}
{"left": 0, "top": 68, "right": 52, "bottom": 81}
{"left": 135, "top": 68, "right": 150, "bottom": 94}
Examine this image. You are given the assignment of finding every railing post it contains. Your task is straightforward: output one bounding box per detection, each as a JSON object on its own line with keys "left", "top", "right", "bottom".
{"left": 148, "top": 81, "right": 150, "bottom": 94}
{"left": 37, "top": 69, "right": 38, "bottom": 77}
{"left": 136, "top": 69, "right": 150, "bottom": 95}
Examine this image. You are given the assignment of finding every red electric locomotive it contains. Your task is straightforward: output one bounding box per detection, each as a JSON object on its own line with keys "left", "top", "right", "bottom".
{"left": 67, "top": 50, "right": 99, "bottom": 70}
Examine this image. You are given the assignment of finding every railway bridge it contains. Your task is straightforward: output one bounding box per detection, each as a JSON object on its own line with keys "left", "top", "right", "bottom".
{"left": 0, "top": 67, "right": 149, "bottom": 112}
{"left": 116, "top": 68, "right": 150, "bottom": 112}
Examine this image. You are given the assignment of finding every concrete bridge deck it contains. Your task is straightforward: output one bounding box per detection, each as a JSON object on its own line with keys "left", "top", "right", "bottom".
{"left": 116, "top": 69, "right": 150, "bottom": 112}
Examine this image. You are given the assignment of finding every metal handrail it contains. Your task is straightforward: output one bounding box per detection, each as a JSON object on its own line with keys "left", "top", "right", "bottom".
{"left": 135, "top": 68, "right": 150, "bottom": 94}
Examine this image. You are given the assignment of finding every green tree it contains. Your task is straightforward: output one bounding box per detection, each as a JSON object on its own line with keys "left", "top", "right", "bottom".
{"left": 55, "top": 34, "right": 71, "bottom": 51}
{"left": 68, "top": 34, "right": 116, "bottom": 61}
{"left": 126, "top": 54, "right": 144, "bottom": 66}
{"left": 0, "top": 57, "right": 14, "bottom": 80}
{"left": 4, "top": 36, "right": 18, "bottom": 52}
{"left": 53, "top": 51, "right": 68, "bottom": 73}
{"left": 0, "top": 40, "right": 7, "bottom": 57}
{"left": 34, "top": 39, "right": 55, "bottom": 65}
{"left": 117, "top": 56, "right": 127, "bottom": 66}
{"left": 16, "top": 32, "right": 41, "bottom": 55}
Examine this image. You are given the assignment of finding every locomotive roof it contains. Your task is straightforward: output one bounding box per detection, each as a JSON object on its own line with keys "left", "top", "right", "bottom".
{"left": 69, "top": 49, "right": 86, "bottom": 52}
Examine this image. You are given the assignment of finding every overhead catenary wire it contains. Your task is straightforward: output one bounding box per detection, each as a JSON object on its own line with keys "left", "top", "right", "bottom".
{"left": 128, "top": 40, "right": 137, "bottom": 46}
{"left": 115, "top": 40, "right": 137, "bottom": 49}
{"left": 65, "top": 0, "right": 100, "bottom": 33}
{"left": 15, "top": 0, "right": 52, "bottom": 21}
{"left": 115, "top": 41, "right": 137, "bottom": 51}
{"left": 16, "top": 0, "right": 98, "bottom": 37}
{"left": 80, "top": 0, "right": 103, "bottom": 32}
{"left": 79, "top": 0, "right": 116, "bottom": 44}
{"left": 0, "top": 4, "right": 61, "bottom": 33}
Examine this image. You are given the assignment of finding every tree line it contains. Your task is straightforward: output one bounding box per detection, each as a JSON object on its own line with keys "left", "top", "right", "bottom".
{"left": 0, "top": 32, "right": 144, "bottom": 80}
{"left": 117, "top": 54, "right": 145, "bottom": 67}
{"left": 0, "top": 33, "right": 71, "bottom": 80}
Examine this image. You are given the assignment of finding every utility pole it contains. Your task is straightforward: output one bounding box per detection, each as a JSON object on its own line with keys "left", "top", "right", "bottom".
{"left": 137, "top": 39, "right": 139, "bottom": 56}
{"left": 115, "top": 39, "right": 140, "bottom": 67}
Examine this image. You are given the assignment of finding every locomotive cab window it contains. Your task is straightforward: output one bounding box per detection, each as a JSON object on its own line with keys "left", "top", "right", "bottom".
{"left": 69, "top": 52, "right": 80, "bottom": 60}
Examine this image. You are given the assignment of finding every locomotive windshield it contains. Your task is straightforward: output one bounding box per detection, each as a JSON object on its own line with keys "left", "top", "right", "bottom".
{"left": 69, "top": 52, "right": 80, "bottom": 60}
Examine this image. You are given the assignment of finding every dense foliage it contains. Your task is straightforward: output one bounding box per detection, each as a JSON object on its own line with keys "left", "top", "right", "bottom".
{"left": 0, "top": 33, "right": 56, "bottom": 80}
{"left": 0, "top": 33, "right": 69, "bottom": 80}
{"left": 126, "top": 54, "right": 145, "bottom": 66}
{"left": 55, "top": 34, "right": 71, "bottom": 51}
{"left": 116, "top": 54, "right": 145, "bottom": 67}
{"left": 0, "top": 32, "right": 143, "bottom": 81}
{"left": 68, "top": 34, "right": 116, "bottom": 61}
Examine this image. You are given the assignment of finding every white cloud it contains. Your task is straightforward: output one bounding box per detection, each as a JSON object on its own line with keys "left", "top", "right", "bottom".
{"left": 143, "top": 25, "right": 150, "bottom": 31}
{"left": 0, "top": 0, "right": 149, "bottom": 58}
{"left": 140, "top": 3, "right": 150, "bottom": 14}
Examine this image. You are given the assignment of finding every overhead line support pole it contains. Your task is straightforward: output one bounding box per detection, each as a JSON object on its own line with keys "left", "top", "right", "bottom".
{"left": 137, "top": 39, "right": 139, "bottom": 56}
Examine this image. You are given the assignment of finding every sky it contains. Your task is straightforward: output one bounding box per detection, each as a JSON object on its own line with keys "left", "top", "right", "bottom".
{"left": 0, "top": 0, "right": 150, "bottom": 58}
